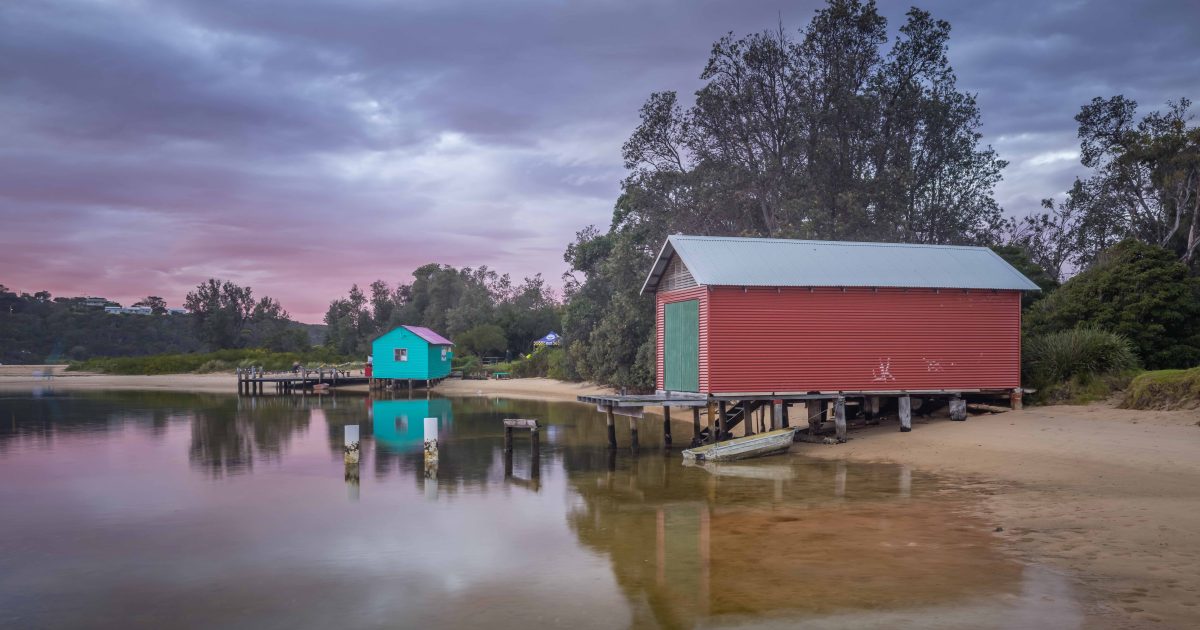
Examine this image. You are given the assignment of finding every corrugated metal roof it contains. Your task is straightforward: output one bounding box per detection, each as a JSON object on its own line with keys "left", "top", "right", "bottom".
{"left": 402, "top": 325, "right": 454, "bottom": 346}
{"left": 642, "top": 235, "right": 1041, "bottom": 294}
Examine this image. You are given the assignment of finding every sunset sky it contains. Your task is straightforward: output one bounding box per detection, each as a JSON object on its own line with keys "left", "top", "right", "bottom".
{"left": 2, "top": 0, "right": 1197, "bottom": 322}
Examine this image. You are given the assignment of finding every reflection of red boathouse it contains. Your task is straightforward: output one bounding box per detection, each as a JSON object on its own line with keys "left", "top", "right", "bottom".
{"left": 566, "top": 456, "right": 1021, "bottom": 628}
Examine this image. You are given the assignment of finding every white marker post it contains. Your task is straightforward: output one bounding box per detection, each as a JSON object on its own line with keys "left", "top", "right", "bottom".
{"left": 423, "top": 417, "right": 439, "bottom": 477}
{"left": 344, "top": 425, "right": 360, "bottom": 464}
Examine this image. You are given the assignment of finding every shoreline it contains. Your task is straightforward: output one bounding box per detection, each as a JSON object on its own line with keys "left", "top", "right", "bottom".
{"left": 795, "top": 404, "right": 1200, "bottom": 628}
{"left": 2, "top": 367, "right": 1198, "bottom": 626}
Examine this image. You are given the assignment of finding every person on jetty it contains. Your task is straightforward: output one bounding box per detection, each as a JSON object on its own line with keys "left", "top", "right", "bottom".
{"left": 365, "top": 354, "right": 372, "bottom": 379}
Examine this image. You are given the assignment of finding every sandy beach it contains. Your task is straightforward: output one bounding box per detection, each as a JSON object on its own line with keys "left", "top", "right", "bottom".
{"left": 798, "top": 403, "right": 1200, "bottom": 628}
{"left": 2, "top": 366, "right": 1198, "bottom": 627}
{"left": 0, "top": 365, "right": 236, "bottom": 393}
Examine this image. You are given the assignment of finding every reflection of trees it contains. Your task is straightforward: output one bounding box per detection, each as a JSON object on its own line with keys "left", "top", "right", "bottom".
{"left": 564, "top": 455, "right": 1023, "bottom": 629}
{"left": 0, "top": 390, "right": 227, "bottom": 452}
{"left": 188, "top": 396, "right": 314, "bottom": 477}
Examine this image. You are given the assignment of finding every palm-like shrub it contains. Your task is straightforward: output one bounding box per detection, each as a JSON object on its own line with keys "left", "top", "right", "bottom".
{"left": 1023, "top": 327, "right": 1139, "bottom": 391}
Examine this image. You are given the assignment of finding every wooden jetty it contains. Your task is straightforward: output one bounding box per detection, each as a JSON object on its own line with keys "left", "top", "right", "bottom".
{"left": 236, "top": 366, "right": 368, "bottom": 395}
{"left": 235, "top": 366, "right": 448, "bottom": 395}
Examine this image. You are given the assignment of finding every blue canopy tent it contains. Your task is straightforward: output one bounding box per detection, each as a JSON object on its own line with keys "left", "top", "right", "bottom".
{"left": 533, "top": 331, "right": 560, "bottom": 346}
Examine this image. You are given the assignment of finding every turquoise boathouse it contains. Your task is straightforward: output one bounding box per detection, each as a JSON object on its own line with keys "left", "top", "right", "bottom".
{"left": 371, "top": 326, "right": 454, "bottom": 380}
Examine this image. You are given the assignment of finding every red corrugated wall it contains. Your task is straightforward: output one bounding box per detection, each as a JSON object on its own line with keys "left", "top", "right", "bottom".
{"left": 689, "top": 286, "right": 1021, "bottom": 394}
{"left": 656, "top": 286, "right": 709, "bottom": 392}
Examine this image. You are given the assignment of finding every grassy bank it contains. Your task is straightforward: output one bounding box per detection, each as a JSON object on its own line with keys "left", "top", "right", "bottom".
{"left": 69, "top": 348, "right": 354, "bottom": 375}
{"left": 1122, "top": 367, "right": 1200, "bottom": 410}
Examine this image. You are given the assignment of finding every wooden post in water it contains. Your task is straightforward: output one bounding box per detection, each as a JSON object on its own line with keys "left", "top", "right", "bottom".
{"left": 344, "top": 425, "right": 360, "bottom": 464}
{"left": 743, "top": 402, "right": 754, "bottom": 437}
{"left": 344, "top": 401, "right": 360, "bottom": 500}
{"left": 834, "top": 396, "right": 847, "bottom": 443}
{"left": 605, "top": 405, "right": 617, "bottom": 450}
{"left": 692, "top": 407, "right": 701, "bottom": 442}
{"left": 717, "top": 401, "right": 727, "bottom": 442}
{"left": 629, "top": 416, "right": 639, "bottom": 451}
{"left": 530, "top": 423, "right": 540, "bottom": 477}
{"left": 807, "top": 400, "right": 821, "bottom": 437}
{"left": 771, "top": 401, "right": 781, "bottom": 431}
{"left": 504, "top": 424, "right": 514, "bottom": 453}
{"left": 662, "top": 406, "right": 672, "bottom": 448}
{"left": 423, "top": 417, "right": 438, "bottom": 477}
{"left": 706, "top": 402, "right": 716, "bottom": 444}
{"left": 899, "top": 395, "right": 912, "bottom": 432}
{"left": 780, "top": 402, "right": 789, "bottom": 428}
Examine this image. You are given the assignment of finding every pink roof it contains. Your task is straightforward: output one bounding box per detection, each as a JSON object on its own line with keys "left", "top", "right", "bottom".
{"left": 403, "top": 325, "right": 453, "bottom": 346}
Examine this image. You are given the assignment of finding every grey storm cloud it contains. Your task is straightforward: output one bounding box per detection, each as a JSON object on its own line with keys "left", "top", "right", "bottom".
{"left": 2, "top": 0, "right": 1197, "bottom": 321}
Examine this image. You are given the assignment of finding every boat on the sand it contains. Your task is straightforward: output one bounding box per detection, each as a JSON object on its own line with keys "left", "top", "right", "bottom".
{"left": 681, "top": 428, "right": 797, "bottom": 462}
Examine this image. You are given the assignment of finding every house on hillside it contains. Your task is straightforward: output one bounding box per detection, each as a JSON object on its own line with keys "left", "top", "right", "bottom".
{"left": 371, "top": 325, "right": 454, "bottom": 383}
{"left": 642, "top": 235, "right": 1040, "bottom": 396}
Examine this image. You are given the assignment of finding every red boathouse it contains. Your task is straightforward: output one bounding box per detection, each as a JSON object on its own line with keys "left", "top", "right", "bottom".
{"left": 644, "top": 235, "right": 1041, "bottom": 396}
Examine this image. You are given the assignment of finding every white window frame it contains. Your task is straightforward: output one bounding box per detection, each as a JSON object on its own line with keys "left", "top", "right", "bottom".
{"left": 395, "top": 348, "right": 408, "bottom": 362}
{"left": 441, "top": 347, "right": 448, "bottom": 360}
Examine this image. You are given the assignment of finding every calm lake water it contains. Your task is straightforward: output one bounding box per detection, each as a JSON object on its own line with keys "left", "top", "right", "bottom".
{"left": 0, "top": 389, "right": 1085, "bottom": 629}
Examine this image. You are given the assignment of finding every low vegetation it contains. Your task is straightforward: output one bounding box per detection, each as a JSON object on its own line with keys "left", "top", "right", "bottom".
{"left": 1121, "top": 368, "right": 1200, "bottom": 410}
{"left": 452, "top": 346, "right": 570, "bottom": 381}
{"left": 69, "top": 348, "right": 352, "bottom": 375}
{"left": 1023, "top": 328, "right": 1139, "bottom": 404}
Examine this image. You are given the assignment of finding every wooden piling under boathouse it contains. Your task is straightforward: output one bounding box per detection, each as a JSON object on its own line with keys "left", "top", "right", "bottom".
{"left": 579, "top": 235, "right": 1041, "bottom": 448}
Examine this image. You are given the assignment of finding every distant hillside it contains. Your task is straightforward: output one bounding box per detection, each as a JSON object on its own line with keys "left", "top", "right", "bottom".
{"left": 0, "top": 290, "right": 323, "bottom": 364}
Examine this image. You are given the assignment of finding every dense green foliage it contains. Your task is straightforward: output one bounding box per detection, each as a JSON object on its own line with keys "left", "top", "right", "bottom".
{"left": 990, "top": 246, "right": 1059, "bottom": 308}
{"left": 1121, "top": 368, "right": 1200, "bottom": 410}
{"left": 1022, "top": 328, "right": 1139, "bottom": 393}
{"left": 560, "top": 227, "right": 655, "bottom": 388}
{"left": 0, "top": 288, "right": 204, "bottom": 363}
{"left": 1025, "top": 240, "right": 1200, "bottom": 369}
{"left": 70, "top": 348, "right": 350, "bottom": 375}
{"left": 185, "top": 278, "right": 307, "bottom": 351}
{"left": 323, "top": 265, "right": 560, "bottom": 360}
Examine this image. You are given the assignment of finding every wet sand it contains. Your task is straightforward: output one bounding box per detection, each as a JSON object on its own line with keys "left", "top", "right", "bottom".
{"left": 3, "top": 367, "right": 1198, "bottom": 626}
{"left": 0, "top": 365, "right": 236, "bottom": 392}
{"left": 798, "top": 404, "right": 1200, "bottom": 628}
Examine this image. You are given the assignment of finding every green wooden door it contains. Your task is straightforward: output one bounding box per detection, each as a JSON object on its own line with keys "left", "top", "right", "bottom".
{"left": 664, "top": 300, "right": 699, "bottom": 392}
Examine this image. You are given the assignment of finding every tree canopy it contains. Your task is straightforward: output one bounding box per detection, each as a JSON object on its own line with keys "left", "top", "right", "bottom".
{"left": 1012, "top": 97, "right": 1200, "bottom": 278}
{"left": 323, "top": 265, "right": 561, "bottom": 359}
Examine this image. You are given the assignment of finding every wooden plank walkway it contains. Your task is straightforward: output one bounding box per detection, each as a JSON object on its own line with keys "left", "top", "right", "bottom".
{"left": 236, "top": 367, "right": 367, "bottom": 394}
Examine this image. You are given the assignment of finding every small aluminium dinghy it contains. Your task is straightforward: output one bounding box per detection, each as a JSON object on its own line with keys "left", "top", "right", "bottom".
{"left": 682, "top": 428, "right": 797, "bottom": 462}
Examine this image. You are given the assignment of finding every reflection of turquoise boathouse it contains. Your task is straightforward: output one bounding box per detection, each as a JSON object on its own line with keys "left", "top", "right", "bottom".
{"left": 372, "top": 398, "right": 453, "bottom": 452}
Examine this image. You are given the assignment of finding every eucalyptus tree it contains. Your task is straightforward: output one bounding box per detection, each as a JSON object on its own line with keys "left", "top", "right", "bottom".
{"left": 1014, "top": 97, "right": 1200, "bottom": 274}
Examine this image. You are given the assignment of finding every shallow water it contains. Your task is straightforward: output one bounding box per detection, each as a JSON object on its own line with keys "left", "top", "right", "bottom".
{"left": 0, "top": 390, "right": 1085, "bottom": 629}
